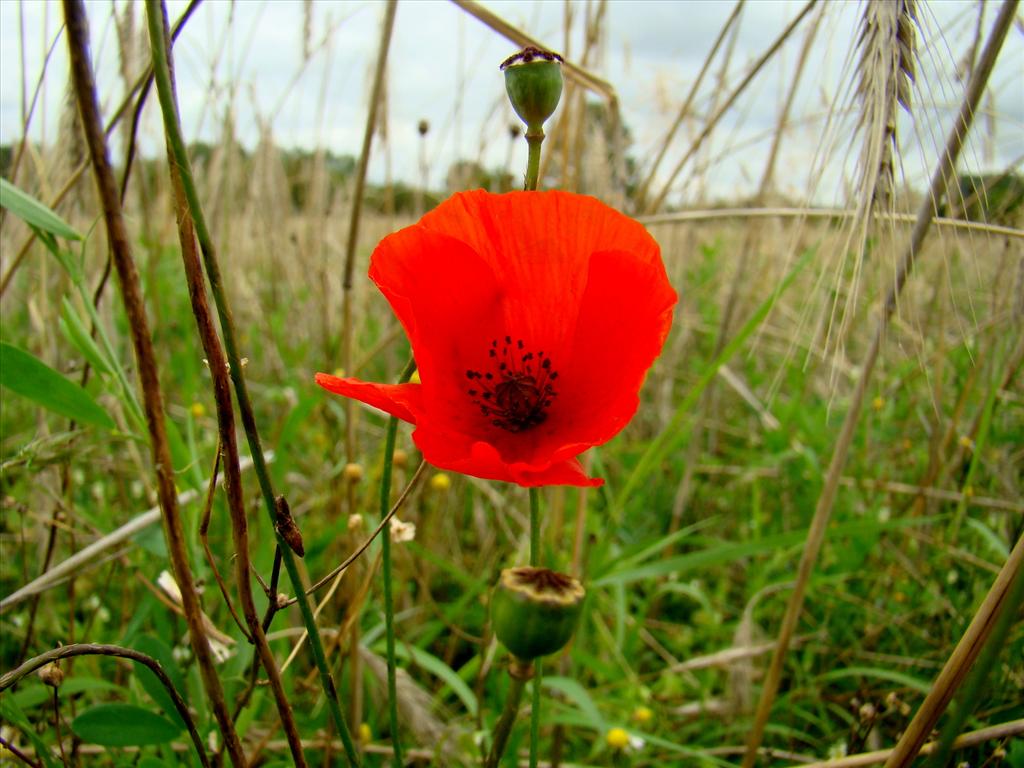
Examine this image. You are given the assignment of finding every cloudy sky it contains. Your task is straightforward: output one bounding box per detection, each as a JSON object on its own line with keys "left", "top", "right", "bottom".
{"left": 1, "top": 0, "right": 1021, "bottom": 205}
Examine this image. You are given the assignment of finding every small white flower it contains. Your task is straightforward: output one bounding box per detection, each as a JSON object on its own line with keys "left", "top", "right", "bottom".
{"left": 157, "top": 571, "right": 183, "bottom": 604}
{"left": 208, "top": 637, "right": 233, "bottom": 664}
{"left": 390, "top": 517, "right": 416, "bottom": 543}
{"left": 347, "top": 513, "right": 364, "bottom": 531}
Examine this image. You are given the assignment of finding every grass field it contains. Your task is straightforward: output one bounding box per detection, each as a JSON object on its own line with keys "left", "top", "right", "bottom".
{"left": 1, "top": 1, "right": 1022, "bottom": 767}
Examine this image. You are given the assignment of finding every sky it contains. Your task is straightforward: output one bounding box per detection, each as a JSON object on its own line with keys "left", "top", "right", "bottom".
{"left": 1, "top": 0, "right": 1021, "bottom": 206}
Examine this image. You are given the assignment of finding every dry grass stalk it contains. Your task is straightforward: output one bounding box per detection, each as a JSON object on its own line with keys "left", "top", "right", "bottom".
{"left": 882, "top": 532, "right": 1024, "bottom": 764}
{"left": 740, "top": 2, "right": 1019, "bottom": 764}
{"left": 340, "top": 0, "right": 397, "bottom": 446}
{"left": 783, "top": 718, "right": 1023, "bottom": 768}
{"left": 638, "top": 206, "right": 1024, "bottom": 239}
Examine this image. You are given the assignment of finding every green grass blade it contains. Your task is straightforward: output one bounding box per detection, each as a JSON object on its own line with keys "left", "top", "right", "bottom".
{"left": 0, "top": 341, "right": 115, "bottom": 430}
{"left": 0, "top": 177, "right": 82, "bottom": 241}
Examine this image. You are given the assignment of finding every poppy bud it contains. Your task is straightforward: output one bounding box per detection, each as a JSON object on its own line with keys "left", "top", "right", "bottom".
{"left": 38, "top": 662, "right": 64, "bottom": 688}
{"left": 343, "top": 462, "right": 364, "bottom": 483}
{"left": 491, "top": 566, "right": 583, "bottom": 661}
{"left": 501, "top": 47, "right": 563, "bottom": 135}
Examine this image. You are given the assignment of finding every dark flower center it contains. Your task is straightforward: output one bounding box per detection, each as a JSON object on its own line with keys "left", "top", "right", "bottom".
{"left": 465, "top": 336, "right": 558, "bottom": 433}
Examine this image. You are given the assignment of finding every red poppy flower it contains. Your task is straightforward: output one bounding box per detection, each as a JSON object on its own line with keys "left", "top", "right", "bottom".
{"left": 316, "top": 190, "right": 676, "bottom": 487}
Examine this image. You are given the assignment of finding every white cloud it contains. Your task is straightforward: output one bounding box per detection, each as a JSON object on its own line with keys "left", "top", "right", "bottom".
{"left": 2, "top": 0, "right": 1020, "bottom": 206}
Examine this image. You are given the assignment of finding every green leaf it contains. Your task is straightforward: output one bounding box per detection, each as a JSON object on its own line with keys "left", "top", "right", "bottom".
{"left": 131, "top": 635, "right": 187, "bottom": 728}
{"left": 60, "top": 298, "right": 113, "bottom": 375}
{"left": 71, "top": 703, "right": 181, "bottom": 746}
{"left": 818, "top": 666, "right": 932, "bottom": 695}
{"left": 0, "top": 342, "right": 115, "bottom": 429}
{"left": 0, "top": 177, "right": 82, "bottom": 240}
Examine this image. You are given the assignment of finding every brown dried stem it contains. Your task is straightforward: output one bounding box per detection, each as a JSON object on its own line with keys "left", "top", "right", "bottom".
{"left": 884, "top": 538, "right": 1024, "bottom": 764}
{"left": 60, "top": 1, "right": 245, "bottom": 762}
{"left": 142, "top": 0, "right": 360, "bottom": 760}
{"left": 740, "top": 2, "right": 1019, "bottom": 764}
{"left": 147, "top": 3, "right": 306, "bottom": 763}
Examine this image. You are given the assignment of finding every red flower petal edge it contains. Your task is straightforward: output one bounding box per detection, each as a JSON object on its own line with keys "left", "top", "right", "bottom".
{"left": 316, "top": 190, "right": 677, "bottom": 487}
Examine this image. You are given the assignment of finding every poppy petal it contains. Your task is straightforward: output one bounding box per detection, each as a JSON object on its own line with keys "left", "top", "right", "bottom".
{"left": 539, "top": 247, "right": 678, "bottom": 453}
{"left": 369, "top": 227, "right": 508, "bottom": 437}
{"left": 414, "top": 190, "right": 661, "bottom": 361}
{"left": 314, "top": 374, "right": 422, "bottom": 424}
{"left": 411, "top": 422, "right": 603, "bottom": 487}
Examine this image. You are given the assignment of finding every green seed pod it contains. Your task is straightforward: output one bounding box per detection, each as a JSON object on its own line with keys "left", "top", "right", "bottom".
{"left": 491, "top": 566, "right": 584, "bottom": 661}
{"left": 501, "top": 47, "right": 564, "bottom": 135}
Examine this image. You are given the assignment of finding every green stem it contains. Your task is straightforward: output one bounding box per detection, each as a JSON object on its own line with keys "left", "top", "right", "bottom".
{"left": 530, "top": 659, "right": 542, "bottom": 768}
{"left": 528, "top": 487, "right": 542, "bottom": 767}
{"left": 485, "top": 668, "right": 529, "bottom": 768}
{"left": 529, "top": 488, "right": 541, "bottom": 566}
{"left": 144, "top": 2, "right": 359, "bottom": 763}
{"left": 524, "top": 130, "right": 544, "bottom": 191}
{"left": 381, "top": 359, "right": 416, "bottom": 767}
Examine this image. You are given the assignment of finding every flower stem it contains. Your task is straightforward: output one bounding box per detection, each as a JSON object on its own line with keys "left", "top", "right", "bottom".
{"left": 529, "top": 488, "right": 541, "bottom": 566}
{"left": 485, "top": 662, "right": 531, "bottom": 768}
{"left": 524, "top": 130, "right": 544, "bottom": 191}
{"left": 380, "top": 359, "right": 416, "bottom": 767}
{"left": 528, "top": 486, "right": 542, "bottom": 767}
{"left": 530, "top": 659, "right": 542, "bottom": 768}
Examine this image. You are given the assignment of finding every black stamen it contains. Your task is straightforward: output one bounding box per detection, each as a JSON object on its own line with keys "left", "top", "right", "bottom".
{"left": 465, "top": 337, "right": 559, "bottom": 432}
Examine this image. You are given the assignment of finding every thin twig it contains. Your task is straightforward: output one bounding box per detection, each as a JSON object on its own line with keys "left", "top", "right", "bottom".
{"left": 0, "top": 734, "right": 40, "bottom": 768}
{"left": 0, "top": 643, "right": 211, "bottom": 768}
{"left": 197, "top": 443, "right": 252, "bottom": 641}
{"left": 740, "top": 3, "right": 1019, "bottom": 764}
{"left": 295, "top": 461, "right": 427, "bottom": 604}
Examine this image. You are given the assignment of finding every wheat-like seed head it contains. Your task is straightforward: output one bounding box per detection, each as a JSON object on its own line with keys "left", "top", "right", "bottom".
{"left": 856, "top": 0, "right": 917, "bottom": 212}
